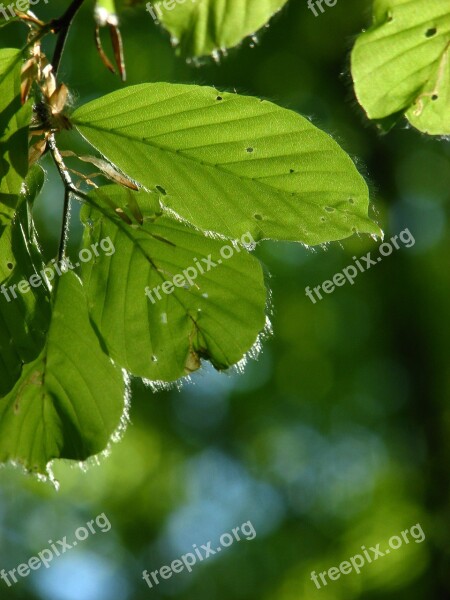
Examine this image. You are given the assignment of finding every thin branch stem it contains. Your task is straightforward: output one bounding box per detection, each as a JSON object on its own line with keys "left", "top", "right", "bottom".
{"left": 46, "top": 0, "right": 88, "bottom": 259}
{"left": 51, "top": 0, "right": 87, "bottom": 75}
{"left": 58, "top": 188, "right": 72, "bottom": 262}
{"left": 48, "top": 134, "right": 74, "bottom": 261}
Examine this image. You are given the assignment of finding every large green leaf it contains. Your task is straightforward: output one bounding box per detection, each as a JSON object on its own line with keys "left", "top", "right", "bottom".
{"left": 149, "top": 0, "right": 289, "bottom": 57}
{"left": 0, "top": 48, "right": 31, "bottom": 226}
{"left": 80, "top": 185, "right": 267, "bottom": 381}
{"left": 0, "top": 166, "right": 51, "bottom": 397}
{"left": 0, "top": 272, "right": 126, "bottom": 476}
{"left": 72, "top": 83, "right": 380, "bottom": 246}
{"left": 351, "top": 0, "right": 450, "bottom": 135}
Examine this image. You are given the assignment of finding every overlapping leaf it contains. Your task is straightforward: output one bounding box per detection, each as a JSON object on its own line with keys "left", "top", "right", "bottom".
{"left": 0, "top": 166, "right": 51, "bottom": 397}
{"left": 80, "top": 185, "right": 267, "bottom": 381}
{"left": 0, "top": 272, "right": 126, "bottom": 475}
{"left": 0, "top": 48, "right": 31, "bottom": 226}
{"left": 351, "top": 0, "right": 450, "bottom": 135}
{"left": 72, "top": 83, "right": 380, "bottom": 246}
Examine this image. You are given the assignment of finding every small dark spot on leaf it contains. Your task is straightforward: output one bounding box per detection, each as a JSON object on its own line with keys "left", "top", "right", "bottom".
{"left": 254, "top": 213, "right": 263, "bottom": 220}
{"left": 324, "top": 207, "right": 334, "bottom": 212}
{"left": 320, "top": 217, "right": 326, "bottom": 222}
{"left": 156, "top": 185, "right": 167, "bottom": 195}
{"left": 348, "top": 198, "right": 355, "bottom": 204}
{"left": 246, "top": 147, "right": 254, "bottom": 153}
{"left": 432, "top": 94, "right": 439, "bottom": 101}
{"left": 216, "top": 96, "right": 223, "bottom": 101}
{"left": 425, "top": 27, "right": 437, "bottom": 37}
{"left": 289, "top": 169, "right": 295, "bottom": 173}
{"left": 6, "top": 262, "right": 13, "bottom": 270}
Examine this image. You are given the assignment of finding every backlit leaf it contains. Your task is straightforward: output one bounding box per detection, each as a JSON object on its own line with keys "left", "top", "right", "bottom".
{"left": 149, "top": 0, "right": 289, "bottom": 57}
{"left": 0, "top": 272, "right": 126, "bottom": 475}
{"left": 80, "top": 185, "right": 267, "bottom": 381}
{"left": 351, "top": 0, "right": 450, "bottom": 135}
{"left": 72, "top": 83, "right": 381, "bottom": 246}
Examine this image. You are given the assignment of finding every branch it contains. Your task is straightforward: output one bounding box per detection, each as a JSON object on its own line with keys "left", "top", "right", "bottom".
{"left": 48, "top": 134, "right": 74, "bottom": 261}
{"left": 51, "top": 0, "right": 87, "bottom": 75}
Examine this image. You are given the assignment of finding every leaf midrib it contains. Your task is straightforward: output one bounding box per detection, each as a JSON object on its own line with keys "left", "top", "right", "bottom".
{"left": 74, "top": 121, "right": 363, "bottom": 215}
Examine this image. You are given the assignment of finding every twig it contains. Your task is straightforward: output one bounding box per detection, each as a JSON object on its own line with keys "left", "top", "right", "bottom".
{"left": 51, "top": 0, "right": 87, "bottom": 75}
{"left": 47, "top": 134, "right": 74, "bottom": 261}
{"left": 48, "top": 0, "right": 88, "bottom": 262}
{"left": 46, "top": 0, "right": 87, "bottom": 259}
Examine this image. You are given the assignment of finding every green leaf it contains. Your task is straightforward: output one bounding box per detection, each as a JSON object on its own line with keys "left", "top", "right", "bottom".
{"left": 21, "top": 160, "right": 45, "bottom": 202}
{"left": 149, "top": 0, "right": 289, "bottom": 57}
{"left": 0, "top": 48, "right": 31, "bottom": 226}
{"left": 0, "top": 272, "right": 126, "bottom": 476}
{"left": 351, "top": 0, "right": 450, "bottom": 135}
{"left": 0, "top": 166, "right": 51, "bottom": 397}
{"left": 72, "top": 83, "right": 380, "bottom": 246}
{"left": 80, "top": 185, "right": 267, "bottom": 381}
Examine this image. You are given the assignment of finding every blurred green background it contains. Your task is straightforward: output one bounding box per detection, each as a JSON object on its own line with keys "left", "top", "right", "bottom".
{"left": 1, "top": 1, "right": 450, "bottom": 598}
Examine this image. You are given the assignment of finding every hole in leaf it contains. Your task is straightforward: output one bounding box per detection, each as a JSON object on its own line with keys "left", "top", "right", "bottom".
{"left": 151, "top": 355, "right": 158, "bottom": 362}
{"left": 254, "top": 213, "right": 263, "bottom": 220}
{"left": 425, "top": 27, "right": 437, "bottom": 37}
{"left": 6, "top": 262, "right": 13, "bottom": 270}
{"left": 156, "top": 185, "right": 167, "bottom": 195}
{"left": 216, "top": 96, "right": 223, "bottom": 101}
{"left": 246, "top": 147, "right": 254, "bottom": 153}
{"left": 432, "top": 94, "right": 439, "bottom": 101}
